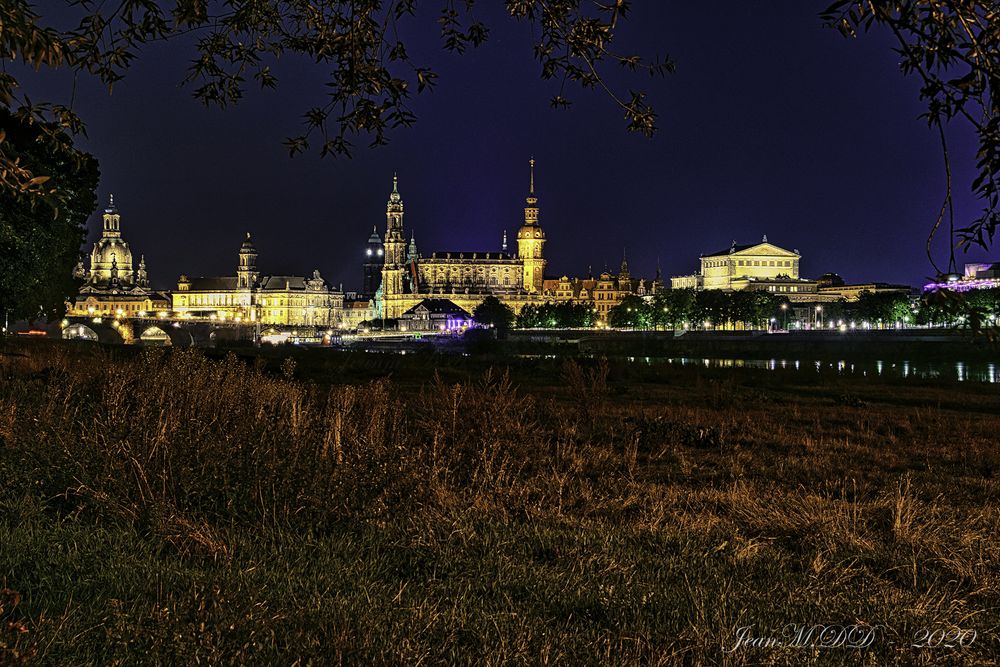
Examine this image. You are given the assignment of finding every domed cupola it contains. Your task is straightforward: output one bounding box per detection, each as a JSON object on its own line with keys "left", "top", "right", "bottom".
{"left": 89, "top": 193, "right": 134, "bottom": 286}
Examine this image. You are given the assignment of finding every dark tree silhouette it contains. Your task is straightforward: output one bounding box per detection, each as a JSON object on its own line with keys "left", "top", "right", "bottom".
{"left": 0, "top": 108, "right": 99, "bottom": 324}
{"left": 472, "top": 296, "right": 515, "bottom": 332}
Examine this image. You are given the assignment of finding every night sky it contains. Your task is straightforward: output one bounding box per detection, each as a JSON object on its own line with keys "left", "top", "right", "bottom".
{"left": 20, "top": 2, "right": 995, "bottom": 291}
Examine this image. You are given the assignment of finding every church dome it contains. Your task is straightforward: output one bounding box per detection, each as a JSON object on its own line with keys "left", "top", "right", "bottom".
{"left": 90, "top": 237, "right": 134, "bottom": 283}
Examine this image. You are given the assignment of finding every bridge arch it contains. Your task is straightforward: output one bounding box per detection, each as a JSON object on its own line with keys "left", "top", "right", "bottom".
{"left": 144, "top": 323, "right": 194, "bottom": 348}
{"left": 62, "top": 322, "right": 124, "bottom": 345}
{"left": 62, "top": 323, "right": 99, "bottom": 342}
{"left": 139, "top": 325, "right": 172, "bottom": 346}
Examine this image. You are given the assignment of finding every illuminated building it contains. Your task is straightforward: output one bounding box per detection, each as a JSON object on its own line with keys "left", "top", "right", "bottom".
{"left": 398, "top": 299, "right": 473, "bottom": 331}
{"left": 374, "top": 160, "right": 652, "bottom": 323}
{"left": 171, "top": 233, "right": 344, "bottom": 326}
{"left": 816, "top": 273, "right": 911, "bottom": 301}
{"left": 67, "top": 195, "right": 169, "bottom": 317}
{"left": 378, "top": 161, "right": 549, "bottom": 319}
{"left": 924, "top": 262, "right": 1000, "bottom": 292}
{"left": 671, "top": 237, "right": 818, "bottom": 298}
{"left": 538, "top": 253, "right": 655, "bottom": 322}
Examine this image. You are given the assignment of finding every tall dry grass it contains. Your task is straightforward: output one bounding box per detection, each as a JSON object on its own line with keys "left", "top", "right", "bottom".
{"left": 0, "top": 342, "right": 997, "bottom": 664}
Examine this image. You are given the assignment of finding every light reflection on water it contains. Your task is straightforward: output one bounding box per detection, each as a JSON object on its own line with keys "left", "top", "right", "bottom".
{"left": 646, "top": 357, "right": 999, "bottom": 383}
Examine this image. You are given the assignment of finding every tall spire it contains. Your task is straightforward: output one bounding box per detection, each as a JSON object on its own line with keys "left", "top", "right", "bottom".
{"left": 524, "top": 157, "right": 539, "bottom": 219}
{"left": 388, "top": 172, "right": 403, "bottom": 208}
{"left": 502, "top": 229, "right": 508, "bottom": 253}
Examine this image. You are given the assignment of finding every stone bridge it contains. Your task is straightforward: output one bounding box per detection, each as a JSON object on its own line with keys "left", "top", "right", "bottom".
{"left": 61, "top": 317, "right": 257, "bottom": 347}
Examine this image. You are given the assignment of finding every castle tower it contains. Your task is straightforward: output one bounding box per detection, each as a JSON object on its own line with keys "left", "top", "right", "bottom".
{"left": 516, "top": 158, "right": 546, "bottom": 292}
{"left": 381, "top": 174, "right": 407, "bottom": 307}
{"left": 237, "top": 232, "right": 258, "bottom": 289}
{"left": 363, "top": 225, "right": 384, "bottom": 296}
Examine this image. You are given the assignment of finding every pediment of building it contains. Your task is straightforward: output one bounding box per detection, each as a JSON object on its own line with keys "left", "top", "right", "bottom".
{"left": 729, "top": 243, "right": 799, "bottom": 258}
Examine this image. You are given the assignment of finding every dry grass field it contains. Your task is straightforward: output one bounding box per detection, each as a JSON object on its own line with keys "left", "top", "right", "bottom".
{"left": 0, "top": 341, "right": 997, "bottom": 665}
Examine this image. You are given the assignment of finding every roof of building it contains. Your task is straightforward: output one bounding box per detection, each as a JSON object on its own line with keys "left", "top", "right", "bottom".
{"left": 402, "top": 298, "right": 472, "bottom": 318}
{"left": 427, "top": 251, "right": 514, "bottom": 261}
{"left": 818, "top": 282, "right": 911, "bottom": 291}
{"left": 735, "top": 275, "right": 813, "bottom": 284}
{"left": 704, "top": 243, "right": 756, "bottom": 257}
{"left": 259, "top": 275, "right": 308, "bottom": 291}
{"left": 184, "top": 276, "right": 239, "bottom": 291}
{"left": 703, "top": 240, "right": 800, "bottom": 258}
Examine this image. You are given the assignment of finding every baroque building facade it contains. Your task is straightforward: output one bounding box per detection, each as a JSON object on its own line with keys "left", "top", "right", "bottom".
{"left": 370, "top": 160, "right": 658, "bottom": 324}
{"left": 67, "top": 195, "right": 169, "bottom": 317}
{"left": 171, "top": 234, "right": 344, "bottom": 326}
{"left": 540, "top": 254, "right": 661, "bottom": 321}
{"left": 671, "top": 237, "right": 819, "bottom": 299}
{"left": 377, "top": 161, "right": 549, "bottom": 319}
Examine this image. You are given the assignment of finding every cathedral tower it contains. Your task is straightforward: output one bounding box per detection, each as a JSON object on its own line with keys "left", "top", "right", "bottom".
{"left": 237, "top": 232, "right": 258, "bottom": 289}
{"left": 516, "top": 158, "right": 546, "bottom": 292}
{"left": 381, "top": 174, "right": 406, "bottom": 302}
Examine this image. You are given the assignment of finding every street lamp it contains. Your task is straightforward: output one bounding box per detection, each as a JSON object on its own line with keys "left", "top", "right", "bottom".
{"left": 780, "top": 303, "right": 788, "bottom": 330}
{"left": 815, "top": 305, "right": 823, "bottom": 330}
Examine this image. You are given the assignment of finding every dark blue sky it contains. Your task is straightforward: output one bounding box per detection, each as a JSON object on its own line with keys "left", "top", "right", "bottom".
{"left": 21, "top": 1, "right": 994, "bottom": 290}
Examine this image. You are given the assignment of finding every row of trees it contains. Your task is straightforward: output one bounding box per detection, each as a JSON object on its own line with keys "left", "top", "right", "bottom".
{"left": 917, "top": 288, "right": 1000, "bottom": 329}
{"left": 516, "top": 302, "right": 597, "bottom": 329}
{"left": 476, "top": 287, "right": 1000, "bottom": 333}
{"left": 609, "top": 290, "right": 786, "bottom": 330}
{"left": 606, "top": 288, "right": 1000, "bottom": 331}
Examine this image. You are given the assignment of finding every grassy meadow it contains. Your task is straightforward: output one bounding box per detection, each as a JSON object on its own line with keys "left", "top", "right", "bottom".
{"left": 0, "top": 340, "right": 997, "bottom": 665}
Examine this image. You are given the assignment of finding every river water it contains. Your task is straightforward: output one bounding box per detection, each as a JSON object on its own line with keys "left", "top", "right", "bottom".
{"left": 624, "top": 357, "right": 999, "bottom": 383}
